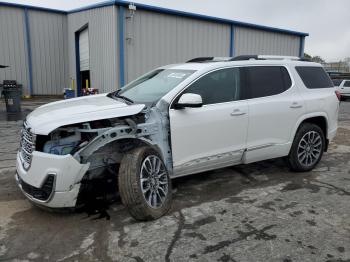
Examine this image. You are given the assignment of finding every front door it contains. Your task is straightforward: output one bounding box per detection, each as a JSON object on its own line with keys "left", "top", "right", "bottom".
{"left": 169, "top": 67, "right": 248, "bottom": 177}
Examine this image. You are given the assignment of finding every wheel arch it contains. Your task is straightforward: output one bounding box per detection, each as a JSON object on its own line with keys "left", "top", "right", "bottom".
{"left": 291, "top": 113, "right": 329, "bottom": 152}
{"left": 111, "top": 137, "right": 164, "bottom": 158}
{"left": 81, "top": 136, "right": 163, "bottom": 163}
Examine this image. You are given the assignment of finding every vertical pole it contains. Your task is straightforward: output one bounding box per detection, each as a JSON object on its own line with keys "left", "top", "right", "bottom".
{"left": 118, "top": 6, "right": 125, "bottom": 87}
{"left": 75, "top": 32, "right": 81, "bottom": 96}
{"left": 229, "top": 24, "right": 235, "bottom": 57}
{"left": 24, "top": 8, "right": 33, "bottom": 97}
{"left": 299, "top": 36, "right": 305, "bottom": 58}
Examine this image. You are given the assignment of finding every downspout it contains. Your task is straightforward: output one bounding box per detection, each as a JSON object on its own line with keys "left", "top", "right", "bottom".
{"left": 229, "top": 24, "right": 235, "bottom": 57}
{"left": 299, "top": 36, "right": 305, "bottom": 58}
{"left": 118, "top": 6, "right": 125, "bottom": 87}
{"left": 24, "top": 8, "right": 33, "bottom": 97}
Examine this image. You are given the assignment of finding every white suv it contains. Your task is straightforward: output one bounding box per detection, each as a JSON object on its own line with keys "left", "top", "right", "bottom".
{"left": 333, "top": 79, "right": 350, "bottom": 100}
{"left": 16, "top": 55, "right": 339, "bottom": 220}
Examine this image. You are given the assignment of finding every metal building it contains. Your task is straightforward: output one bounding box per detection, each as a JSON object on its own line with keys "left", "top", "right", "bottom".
{"left": 0, "top": 1, "right": 308, "bottom": 96}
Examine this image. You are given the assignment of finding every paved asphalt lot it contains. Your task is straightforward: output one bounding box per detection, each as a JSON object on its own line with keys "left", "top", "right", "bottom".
{"left": 0, "top": 98, "right": 349, "bottom": 262}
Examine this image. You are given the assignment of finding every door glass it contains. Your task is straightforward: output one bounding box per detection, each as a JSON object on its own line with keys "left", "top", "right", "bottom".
{"left": 295, "top": 66, "right": 334, "bottom": 89}
{"left": 244, "top": 66, "right": 291, "bottom": 99}
{"left": 344, "top": 81, "right": 350, "bottom": 87}
{"left": 183, "top": 68, "right": 241, "bottom": 105}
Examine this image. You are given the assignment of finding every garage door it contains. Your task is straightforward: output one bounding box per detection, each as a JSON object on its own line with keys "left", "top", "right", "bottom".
{"left": 79, "top": 28, "right": 89, "bottom": 71}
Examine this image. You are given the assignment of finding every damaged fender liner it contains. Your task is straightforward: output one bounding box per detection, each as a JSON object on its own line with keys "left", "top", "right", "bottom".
{"left": 76, "top": 121, "right": 160, "bottom": 163}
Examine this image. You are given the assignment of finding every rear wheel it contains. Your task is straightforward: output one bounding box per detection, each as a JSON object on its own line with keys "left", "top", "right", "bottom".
{"left": 118, "top": 146, "right": 172, "bottom": 221}
{"left": 287, "top": 123, "right": 325, "bottom": 172}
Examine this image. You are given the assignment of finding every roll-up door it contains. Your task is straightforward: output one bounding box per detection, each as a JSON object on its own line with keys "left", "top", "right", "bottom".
{"left": 79, "top": 28, "right": 89, "bottom": 71}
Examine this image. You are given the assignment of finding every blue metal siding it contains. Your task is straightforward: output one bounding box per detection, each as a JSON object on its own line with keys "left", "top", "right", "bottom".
{"left": 67, "top": 0, "right": 309, "bottom": 37}
{"left": 0, "top": 1, "right": 309, "bottom": 95}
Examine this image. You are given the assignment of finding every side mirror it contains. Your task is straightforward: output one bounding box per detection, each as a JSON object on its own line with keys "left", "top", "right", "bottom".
{"left": 175, "top": 93, "right": 203, "bottom": 109}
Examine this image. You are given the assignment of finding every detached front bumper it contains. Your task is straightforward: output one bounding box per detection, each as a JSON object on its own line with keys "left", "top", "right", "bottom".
{"left": 16, "top": 151, "right": 89, "bottom": 208}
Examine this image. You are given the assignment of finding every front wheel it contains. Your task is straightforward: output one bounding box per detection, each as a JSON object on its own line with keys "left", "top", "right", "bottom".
{"left": 118, "top": 146, "right": 172, "bottom": 221}
{"left": 287, "top": 123, "right": 325, "bottom": 172}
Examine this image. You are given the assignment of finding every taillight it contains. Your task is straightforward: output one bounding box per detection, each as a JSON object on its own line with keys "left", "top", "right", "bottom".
{"left": 335, "top": 90, "right": 341, "bottom": 101}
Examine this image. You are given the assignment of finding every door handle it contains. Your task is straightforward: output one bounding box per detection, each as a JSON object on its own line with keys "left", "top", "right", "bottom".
{"left": 231, "top": 109, "right": 246, "bottom": 116}
{"left": 290, "top": 102, "right": 302, "bottom": 109}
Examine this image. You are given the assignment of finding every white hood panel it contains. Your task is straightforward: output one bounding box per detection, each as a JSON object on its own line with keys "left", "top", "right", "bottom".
{"left": 26, "top": 94, "right": 145, "bottom": 135}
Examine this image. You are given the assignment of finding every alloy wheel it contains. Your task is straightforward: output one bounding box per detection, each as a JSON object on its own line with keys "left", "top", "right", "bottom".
{"left": 140, "top": 155, "right": 168, "bottom": 209}
{"left": 297, "top": 131, "right": 322, "bottom": 167}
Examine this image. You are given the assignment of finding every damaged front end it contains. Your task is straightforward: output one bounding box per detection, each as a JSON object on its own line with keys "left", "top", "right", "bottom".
{"left": 17, "top": 104, "right": 172, "bottom": 209}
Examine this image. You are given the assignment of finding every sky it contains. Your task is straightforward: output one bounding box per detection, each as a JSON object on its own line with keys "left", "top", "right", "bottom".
{"left": 2, "top": 0, "right": 349, "bottom": 62}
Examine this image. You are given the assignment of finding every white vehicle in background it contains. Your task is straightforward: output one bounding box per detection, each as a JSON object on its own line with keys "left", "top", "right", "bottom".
{"left": 333, "top": 79, "right": 350, "bottom": 100}
{"left": 16, "top": 55, "right": 339, "bottom": 221}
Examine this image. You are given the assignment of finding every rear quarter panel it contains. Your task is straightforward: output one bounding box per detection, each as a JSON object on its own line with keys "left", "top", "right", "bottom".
{"left": 290, "top": 66, "right": 339, "bottom": 141}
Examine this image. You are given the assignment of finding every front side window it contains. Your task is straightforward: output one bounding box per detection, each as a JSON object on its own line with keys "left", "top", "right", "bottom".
{"left": 295, "top": 66, "right": 334, "bottom": 89}
{"left": 183, "top": 68, "right": 241, "bottom": 105}
{"left": 344, "top": 81, "right": 350, "bottom": 87}
{"left": 243, "top": 66, "right": 292, "bottom": 99}
{"left": 118, "top": 69, "right": 195, "bottom": 104}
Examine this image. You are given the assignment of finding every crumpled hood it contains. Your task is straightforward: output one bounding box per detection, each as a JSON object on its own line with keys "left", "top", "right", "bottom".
{"left": 26, "top": 94, "right": 145, "bottom": 135}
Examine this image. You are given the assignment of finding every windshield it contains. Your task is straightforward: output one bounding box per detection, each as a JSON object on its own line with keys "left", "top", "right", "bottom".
{"left": 118, "top": 69, "right": 195, "bottom": 104}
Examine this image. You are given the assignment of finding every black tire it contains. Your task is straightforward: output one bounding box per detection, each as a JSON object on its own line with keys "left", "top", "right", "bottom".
{"left": 118, "top": 146, "right": 172, "bottom": 221}
{"left": 287, "top": 123, "right": 325, "bottom": 172}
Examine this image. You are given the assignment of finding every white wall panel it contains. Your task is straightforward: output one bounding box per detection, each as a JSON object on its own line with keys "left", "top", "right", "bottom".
{"left": 0, "top": 7, "right": 29, "bottom": 94}
{"left": 28, "top": 10, "right": 68, "bottom": 95}
{"left": 234, "top": 27, "right": 300, "bottom": 57}
{"left": 67, "top": 6, "right": 118, "bottom": 93}
{"left": 125, "top": 10, "right": 231, "bottom": 83}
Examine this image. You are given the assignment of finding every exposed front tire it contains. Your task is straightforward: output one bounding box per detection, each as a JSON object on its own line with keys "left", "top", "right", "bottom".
{"left": 287, "top": 123, "right": 325, "bottom": 172}
{"left": 118, "top": 146, "right": 172, "bottom": 221}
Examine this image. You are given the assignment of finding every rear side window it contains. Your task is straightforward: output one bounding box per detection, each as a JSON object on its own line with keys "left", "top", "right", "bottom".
{"left": 243, "top": 66, "right": 292, "bottom": 99}
{"left": 295, "top": 66, "right": 334, "bottom": 89}
{"left": 344, "top": 81, "right": 350, "bottom": 87}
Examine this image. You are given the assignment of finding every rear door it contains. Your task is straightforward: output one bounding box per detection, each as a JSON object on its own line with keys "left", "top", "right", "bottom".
{"left": 243, "top": 65, "right": 305, "bottom": 163}
{"left": 169, "top": 67, "right": 248, "bottom": 176}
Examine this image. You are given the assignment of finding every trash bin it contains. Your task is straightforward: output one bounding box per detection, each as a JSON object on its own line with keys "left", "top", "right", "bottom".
{"left": 2, "top": 81, "right": 22, "bottom": 113}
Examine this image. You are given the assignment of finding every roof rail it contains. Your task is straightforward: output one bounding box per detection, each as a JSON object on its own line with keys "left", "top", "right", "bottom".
{"left": 186, "top": 57, "right": 232, "bottom": 63}
{"left": 229, "top": 55, "right": 263, "bottom": 61}
{"left": 186, "top": 57, "right": 214, "bottom": 63}
{"left": 259, "top": 55, "right": 301, "bottom": 60}
{"left": 187, "top": 55, "right": 311, "bottom": 63}
{"left": 230, "top": 55, "right": 311, "bottom": 61}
